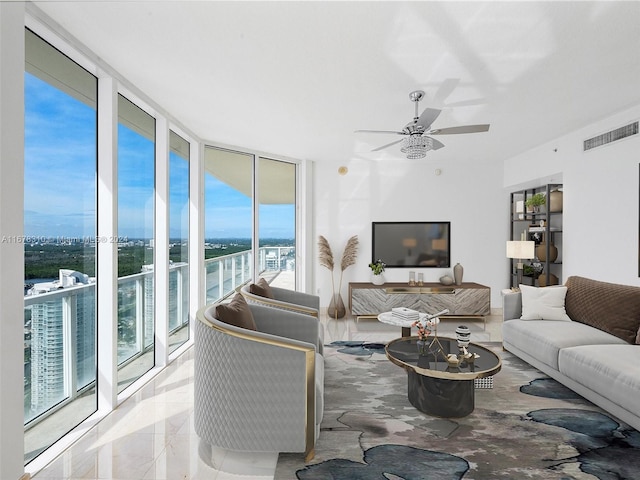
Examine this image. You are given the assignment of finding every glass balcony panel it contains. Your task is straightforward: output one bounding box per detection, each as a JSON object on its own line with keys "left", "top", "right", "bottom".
{"left": 23, "top": 29, "right": 98, "bottom": 465}
{"left": 117, "top": 94, "right": 155, "bottom": 393}
{"left": 168, "top": 131, "right": 190, "bottom": 354}
{"left": 258, "top": 157, "right": 296, "bottom": 288}
{"left": 204, "top": 146, "right": 253, "bottom": 300}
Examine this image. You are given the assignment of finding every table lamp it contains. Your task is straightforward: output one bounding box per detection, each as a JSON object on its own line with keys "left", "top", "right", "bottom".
{"left": 506, "top": 240, "right": 535, "bottom": 289}
{"left": 402, "top": 237, "right": 417, "bottom": 256}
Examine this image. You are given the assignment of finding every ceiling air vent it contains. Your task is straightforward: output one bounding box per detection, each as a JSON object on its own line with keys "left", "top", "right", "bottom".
{"left": 583, "top": 121, "right": 638, "bottom": 151}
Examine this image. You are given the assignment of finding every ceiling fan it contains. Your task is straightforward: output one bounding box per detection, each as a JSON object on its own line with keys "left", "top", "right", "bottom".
{"left": 355, "top": 90, "right": 490, "bottom": 159}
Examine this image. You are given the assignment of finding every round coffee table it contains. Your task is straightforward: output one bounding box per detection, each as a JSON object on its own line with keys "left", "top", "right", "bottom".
{"left": 385, "top": 336, "right": 501, "bottom": 417}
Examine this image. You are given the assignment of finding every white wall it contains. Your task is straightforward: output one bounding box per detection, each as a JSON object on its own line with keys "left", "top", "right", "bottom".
{"left": 313, "top": 155, "right": 508, "bottom": 308}
{"left": 504, "top": 103, "right": 640, "bottom": 287}
{"left": 0, "top": 4, "right": 26, "bottom": 480}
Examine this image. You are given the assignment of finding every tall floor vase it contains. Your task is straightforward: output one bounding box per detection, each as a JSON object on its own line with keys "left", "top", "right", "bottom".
{"left": 328, "top": 293, "right": 346, "bottom": 319}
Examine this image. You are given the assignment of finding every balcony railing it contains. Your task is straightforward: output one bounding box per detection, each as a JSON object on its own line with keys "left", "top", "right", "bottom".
{"left": 23, "top": 246, "right": 294, "bottom": 432}
{"left": 204, "top": 245, "right": 295, "bottom": 302}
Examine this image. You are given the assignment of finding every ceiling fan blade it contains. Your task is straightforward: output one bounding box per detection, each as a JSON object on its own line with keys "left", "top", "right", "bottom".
{"left": 355, "top": 129, "right": 405, "bottom": 135}
{"left": 415, "top": 108, "right": 441, "bottom": 130}
{"left": 430, "top": 137, "right": 446, "bottom": 150}
{"left": 371, "top": 138, "right": 404, "bottom": 152}
{"left": 429, "top": 124, "right": 490, "bottom": 135}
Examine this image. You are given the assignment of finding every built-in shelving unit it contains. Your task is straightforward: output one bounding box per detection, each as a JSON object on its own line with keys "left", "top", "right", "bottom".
{"left": 509, "top": 184, "right": 563, "bottom": 287}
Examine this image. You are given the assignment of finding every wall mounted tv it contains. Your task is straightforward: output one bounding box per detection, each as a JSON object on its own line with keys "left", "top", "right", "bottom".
{"left": 372, "top": 222, "right": 451, "bottom": 268}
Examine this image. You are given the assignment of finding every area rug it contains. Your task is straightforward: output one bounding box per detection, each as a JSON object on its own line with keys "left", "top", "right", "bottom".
{"left": 275, "top": 343, "right": 640, "bottom": 479}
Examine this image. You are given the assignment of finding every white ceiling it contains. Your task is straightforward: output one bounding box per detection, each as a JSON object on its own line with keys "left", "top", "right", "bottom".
{"left": 32, "top": 1, "right": 640, "bottom": 165}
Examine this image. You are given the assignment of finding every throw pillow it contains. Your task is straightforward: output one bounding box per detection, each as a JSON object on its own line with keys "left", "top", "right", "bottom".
{"left": 249, "top": 277, "right": 274, "bottom": 299}
{"left": 519, "top": 284, "right": 571, "bottom": 321}
{"left": 214, "top": 293, "right": 257, "bottom": 331}
{"left": 565, "top": 276, "right": 640, "bottom": 344}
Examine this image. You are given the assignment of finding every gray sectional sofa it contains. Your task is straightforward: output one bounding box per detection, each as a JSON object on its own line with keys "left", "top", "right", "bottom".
{"left": 502, "top": 276, "right": 640, "bottom": 432}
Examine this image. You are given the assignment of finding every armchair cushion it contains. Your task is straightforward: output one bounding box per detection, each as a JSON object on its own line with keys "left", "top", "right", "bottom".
{"left": 215, "top": 293, "right": 257, "bottom": 331}
{"left": 250, "top": 277, "right": 274, "bottom": 299}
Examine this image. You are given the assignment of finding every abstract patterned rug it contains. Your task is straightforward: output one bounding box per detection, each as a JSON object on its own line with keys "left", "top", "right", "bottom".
{"left": 275, "top": 342, "right": 640, "bottom": 479}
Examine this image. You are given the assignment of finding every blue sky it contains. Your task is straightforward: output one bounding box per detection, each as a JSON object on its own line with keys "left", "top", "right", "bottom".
{"left": 204, "top": 175, "right": 295, "bottom": 239}
{"left": 24, "top": 73, "right": 96, "bottom": 238}
{"left": 24, "top": 72, "right": 294, "bottom": 241}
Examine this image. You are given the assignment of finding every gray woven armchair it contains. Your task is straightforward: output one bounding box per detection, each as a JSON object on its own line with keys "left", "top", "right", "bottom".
{"left": 240, "top": 281, "right": 320, "bottom": 317}
{"left": 194, "top": 300, "right": 324, "bottom": 461}
{"left": 240, "top": 281, "right": 324, "bottom": 353}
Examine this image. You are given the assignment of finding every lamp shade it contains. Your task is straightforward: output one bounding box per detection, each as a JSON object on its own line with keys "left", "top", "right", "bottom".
{"left": 402, "top": 237, "right": 418, "bottom": 248}
{"left": 431, "top": 238, "right": 447, "bottom": 251}
{"left": 506, "top": 240, "right": 535, "bottom": 259}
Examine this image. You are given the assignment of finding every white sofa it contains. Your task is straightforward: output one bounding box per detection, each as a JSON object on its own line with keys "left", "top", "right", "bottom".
{"left": 502, "top": 276, "right": 640, "bottom": 432}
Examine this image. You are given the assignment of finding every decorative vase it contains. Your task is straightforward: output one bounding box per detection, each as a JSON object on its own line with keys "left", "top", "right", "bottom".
{"left": 549, "top": 189, "right": 563, "bottom": 212}
{"left": 439, "top": 275, "right": 453, "bottom": 286}
{"left": 453, "top": 263, "right": 463, "bottom": 286}
{"left": 327, "top": 293, "right": 346, "bottom": 319}
{"left": 371, "top": 273, "right": 384, "bottom": 285}
{"left": 538, "top": 272, "right": 559, "bottom": 287}
{"left": 536, "top": 242, "right": 558, "bottom": 263}
{"left": 455, "top": 325, "right": 471, "bottom": 349}
{"left": 417, "top": 340, "right": 429, "bottom": 356}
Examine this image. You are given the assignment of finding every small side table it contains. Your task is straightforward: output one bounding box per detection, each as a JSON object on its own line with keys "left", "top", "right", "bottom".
{"left": 377, "top": 311, "right": 421, "bottom": 337}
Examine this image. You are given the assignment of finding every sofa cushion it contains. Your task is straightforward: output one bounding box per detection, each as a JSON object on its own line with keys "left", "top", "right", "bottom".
{"left": 559, "top": 344, "right": 640, "bottom": 421}
{"left": 519, "top": 284, "right": 571, "bottom": 321}
{"left": 250, "top": 277, "right": 275, "bottom": 299}
{"left": 502, "top": 319, "right": 627, "bottom": 370}
{"left": 565, "top": 276, "right": 640, "bottom": 344}
{"left": 215, "top": 293, "right": 257, "bottom": 331}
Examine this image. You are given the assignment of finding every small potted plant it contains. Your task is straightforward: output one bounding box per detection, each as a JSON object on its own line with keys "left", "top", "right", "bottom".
{"left": 525, "top": 193, "right": 546, "bottom": 213}
{"left": 368, "top": 259, "right": 386, "bottom": 285}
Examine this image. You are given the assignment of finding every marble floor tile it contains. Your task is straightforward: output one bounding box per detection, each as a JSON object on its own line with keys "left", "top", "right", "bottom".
{"left": 32, "top": 309, "right": 503, "bottom": 480}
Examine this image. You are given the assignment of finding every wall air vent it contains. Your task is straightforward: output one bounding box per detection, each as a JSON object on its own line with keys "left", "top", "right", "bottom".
{"left": 583, "top": 121, "right": 638, "bottom": 151}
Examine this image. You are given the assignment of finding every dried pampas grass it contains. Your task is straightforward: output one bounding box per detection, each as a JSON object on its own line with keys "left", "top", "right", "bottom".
{"left": 318, "top": 235, "right": 334, "bottom": 271}
{"left": 337, "top": 235, "right": 359, "bottom": 295}
{"left": 340, "top": 235, "right": 359, "bottom": 272}
{"left": 318, "top": 235, "right": 359, "bottom": 307}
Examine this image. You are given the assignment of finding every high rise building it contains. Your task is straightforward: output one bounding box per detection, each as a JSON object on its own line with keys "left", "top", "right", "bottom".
{"left": 27, "top": 270, "right": 95, "bottom": 417}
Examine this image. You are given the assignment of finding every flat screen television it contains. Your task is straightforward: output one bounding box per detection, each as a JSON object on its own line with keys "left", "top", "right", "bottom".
{"left": 372, "top": 221, "right": 450, "bottom": 268}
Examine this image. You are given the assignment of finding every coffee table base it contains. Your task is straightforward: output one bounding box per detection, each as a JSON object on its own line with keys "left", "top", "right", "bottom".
{"left": 407, "top": 370, "right": 475, "bottom": 417}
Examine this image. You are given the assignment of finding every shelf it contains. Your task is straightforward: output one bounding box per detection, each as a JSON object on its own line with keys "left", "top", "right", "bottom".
{"left": 528, "top": 227, "right": 561, "bottom": 232}
{"left": 509, "top": 183, "right": 563, "bottom": 288}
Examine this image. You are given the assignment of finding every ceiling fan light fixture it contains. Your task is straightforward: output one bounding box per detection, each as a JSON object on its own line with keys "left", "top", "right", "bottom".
{"left": 401, "top": 136, "right": 433, "bottom": 159}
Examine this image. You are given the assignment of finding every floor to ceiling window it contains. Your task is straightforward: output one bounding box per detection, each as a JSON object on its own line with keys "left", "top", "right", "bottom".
{"left": 116, "top": 94, "right": 155, "bottom": 392}
{"left": 168, "top": 131, "right": 190, "bottom": 353}
{"left": 17, "top": 19, "right": 304, "bottom": 468}
{"left": 203, "top": 146, "right": 253, "bottom": 302}
{"left": 258, "top": 157, "right": 296, "bottom": 288}
{"left": 23, "top": 29, "right": 98, "bottom": 464}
